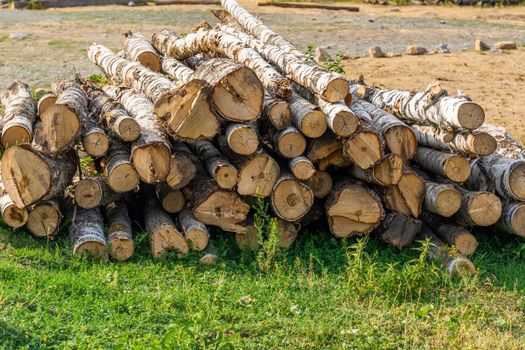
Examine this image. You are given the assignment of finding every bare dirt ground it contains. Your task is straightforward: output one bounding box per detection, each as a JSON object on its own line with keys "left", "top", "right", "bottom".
{"left": 0, "top": 3, "right": 524, "bottom": 135}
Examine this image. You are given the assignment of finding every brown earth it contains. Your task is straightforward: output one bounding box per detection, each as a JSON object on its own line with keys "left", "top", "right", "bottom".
{"left": 0, "top": 3, "right": 524, "bottom": 136}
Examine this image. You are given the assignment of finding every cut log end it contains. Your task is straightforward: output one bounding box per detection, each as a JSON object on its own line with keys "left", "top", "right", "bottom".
{"left": 1, "top": 145, "right": 51, "bottom": 208}
{"left": 305, "top": 170, "right": 332, "bottom": 198}
{"left": 226, "top": 124, "right": 259, "bottom": 156}
{"left": 132, "top": 144, "right": 171, "bottom": 183}
{"left": 509, "top": 205, "right": 525, "bottom": 237}
{"left": 472, "top": 132, "right": 497, "bottom": 156}
{"left": 276, "top": 128, "right": 307, "bottom": 158}
{"left": 74, "top": 241, "right": 109, "bottom": 262}
{"left": 457, "top": 102, "right": 485, "bottom": 130}
{"left": 215, "top": 165, "right": 239, "bottom": 190}
{"left": 37, "top": 93, "right": 57, "bottom": 116}
{"left": 454, "top": 232, "right": 478, "bottom": 256}
{"left": 211, "top": 66, "right": 264, "bottom": 122}
{"left": 151, "top": 226, "right": 189, "bottom": 257}
{"left": 443, "top": 156, "right": 471, "bottom": 183}
{"left": 236, "top": 226, "right": 261, "bottom": 251}
{"left": 2, "top": 124, "right": 31, "bottom": 148}
{"left": 75, "top": 179, "right": 103, "bottom": 210}
{"left": 137, "top": 51, "right": 162, "bottom": 72}
{"left": 467, "top": 192, "right": 502, "bottom": 226}
{"left": 266, "top": 99, "right": 292, "bottom": 130}
{"left": 83, "top": 130, "right": 109, "bottom": 158}
{"left": 108, "top": 163, "right": 140, "bottom": 193}
{"left": 108, "top": 236, "right": 134, "bottom": 261}
{"left": 271, "top": 177, "right": 313, "bottom": 222}
{"left": 373, "top": 154, "right": 403, "bottom": 186}
{"left": 322, "top": 77, "right": 349, "bottom": 103}
{"left": 2, "top": 203, "right": 28, "bottom": 228}
{"left": 26, "top": 202, "right": 60, "bottom": 237}
{"left": 509, "top": 162, "right": 525, "bottom": 200}
{"left": 236, "top": 154, "right": 280, "bottom": 197}
{"left": 344, "top": 130, "right": 382, "bottom": 169}
{"left": 289, "top": 157, "right": 315, "bottom": 181}
{"left": 331, "top": 110, "right": 359, "bottom": 138}
{"left": 447, "top": 256, "right": 477, "bottom": 276}
{"left": 384, "top": 125, "right": 417, "bottom": 161}
{"left": 160, "top": 189, "right": 185, "bottom": 213}
{"left": 186, "top": 227, "right": 209, "bottom": 251}
{"left": 434, "top": 188, "right": 462, "bottom": 217}
{"left": 300, "top": 110, "right": 327, "bottom": 138}
{"left": 116, "top": 117, "right": 141, "bottom": 142}
{"left": 37, "top": 104, "right": 80, "bottom": 153}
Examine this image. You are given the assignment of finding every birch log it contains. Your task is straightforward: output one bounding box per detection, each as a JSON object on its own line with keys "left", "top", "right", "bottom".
{"left": 103, "top": 140, "right": 140, "bottom": 193}
{"left": 475, "top": 154, "right": 525, "bottom": 201}
{"left": 289, "top": 93, "right": 327, "bottom": 138}
{"left": 349, "top": 153, "right": 403, "bottom": 186}
{"left": 453, "top": 186, "right": 502, "bottom": 227}
{"left": 75, "top": 176, "right": 123, "bottom": 210}
{"left": 155, "top": 182, "right": 185, "bottom": 213}
{"left": 168, "top": 143, "right": 198, "bottom": 190}
{"left": 104, "top": 200, "right": 134, "bottom": 261}
{"left": 124, "top": 31, "right": 161, "bottom": 72}
{"left": 272, "top": 126, "right": 307, "bottom": 158}
{"left": 178, "top": 208, "right": 209, "bottom": 251}
{"left": 37, "top": 93, "right": 56, "bottom": 117}
{"left": 0, "top": 80, "right": 37, "bottom": 147}
{"left": 271, "top": 173, "right": 313, "bottom": 222}
{"left": 413, "top": 147, "right": 471, "bottom": 183}
{"left": 494, "top": 201, "right": 525, "bottom": 237}
{"left": 353, "top": 83, "right": 485, "bottom": 130}
{"left": 289, "top": 156, "right": 315, "bottom": 180}
{"left": 190, "top": 140, "right": 238, "bottom": 190}
{"left": 26, "top": 199, "right": 61, "bottom": 238}
{"left": 263, "top": 93, "right": 293, "bottom": 130}
{"left": 68, "top": 206, "right": 108, "bottom": 261}
{"left": 222, "top": 123, "right": 260, "bottom": 156}
{"left": 477, "top": 124, "right": 525, "bottom": 159}
{"left": 343, "top": 127, "right": 383, "bottom": 169}
{"left": 423, "top": 181, "right": 462, "bottom": 217}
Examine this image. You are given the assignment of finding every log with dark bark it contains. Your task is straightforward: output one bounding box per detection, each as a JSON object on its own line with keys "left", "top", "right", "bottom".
{"left": 417, "top": 225, "right": 476, "bottom": 276}
{"left": 412, "top": 124, "right": 496, "bottom": 157}
{"left": 167, "top": 143, "right": 198, "bottom": 190}
{"left": 413, "top": 147, "right": 471, "bottom": 183}
{"left": 420, "top": 212, "right": 478, "bottom": 256}
{"left": 104, "top": 200, "right": 134, "bottom": 261}
{"left": 103, "top": 85, "right": 171, "bottom": 183}
{"left": 178, "top": 208, "right": 209, "bottom": 251}
{"left": 495, "top": 201, "right": 525, "bottom": 237}
{"left": 0, "top": 80, "right": 37, "bottom": 147}
{"left": 376, "top": 212, "right": 421, "bottom": 249}
{"left": 384, "top": 167, "right": 425, "bottom": 218}
{"left": 475, "top": 154, "right": 525, "bottom": 201}
{"left": 423, "top": 181, "right": 462, "bottom": 217}
{"left": 26, "top": 199, "right": 61, "bottom": 238}
{"left": 354, "top": 82, "right": 485, "bottom": 130}
{"left": 103, "top": 140, "right": 140, "bottom": 193}
{"left": 271, "top": 173, "right": 313, "bottom": 222}
{"left": 68, "top": 206, "right": 108, "bottom": 261}
{"left": 192, "top": 57, "right": 264, "bottom": 122}
{"left": 190, "top": 140, "right": 238, "bottom": 190}
{"left": 124, "top": 31, "right": 162, "bottom": 72}
{"left": 2, "top": 145, "right": 77, "bottom": 208}
{"left": 143, "top": 187, "right": 189, "bottom": 257}
{"left": 155, "top": 182, "right": 185, "bottom": 213}
{"left": 325, "top": 180, "right": 384, "bottom": 238}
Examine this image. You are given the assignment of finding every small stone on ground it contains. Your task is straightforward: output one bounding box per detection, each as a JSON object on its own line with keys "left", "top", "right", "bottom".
{"left": 368, "top": 46, "right": 386, "bottom": 58}
{"left": 494, "top": 41, "right": 517, "bottom": 50}
{"left": 406, "top": 45, "right": 428, "bottom": 55}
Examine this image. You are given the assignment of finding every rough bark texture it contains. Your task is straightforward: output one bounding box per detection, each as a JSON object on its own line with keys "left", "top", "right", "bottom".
{"left": 477, "top": 124, "right": 525, "bottom": 159}
{"left": 475, "top": 154, "right": 525, "bottom": 201}
{"left": 353, "top": 99, "right": 417, "bottom": 161}
{"left": 423, "top": 181, "right": 462, "bottom": 217}
{"left": 353, "top": 82, "right": 485, "bottom": 130}
{"left": 143, "top": 187, "right": 189, "bottom": 257}
{"left": 376, "top": 212, "right": 421, "bottom": 249}
{"left": 325, "top": 180, "right": 384, "bottom": 238}
{"left": 178, "top": 208, "right": 209, "bottom": 251}
{"left": 412, "top": 124, "right": 496, "bottom": 157}
{"left": 124, "top": 31, "right": 161, "bottom": 72}
{"left": 2, "top": 144, "right": 77, "bottom": 208}
{"left": 192, "top": 57, "right": 264, "bottom": 122}
{"left": 216, "top": 23, "right": 348, "bottom": 102}
{"left": 104, "top": 200, "right": 134, "bottom": 261}
{"left": 418, "top": 225, "right": 476, "bottom": 276}
{"left": 68, "top": 206, "right": 108, "bottom": 261}
{"left": 152, "top": 28, "right": 291, "bottom": 98}
{"left": 288, "top": 93, "right": 327, "bottom": 138}
{"left": 190, "top": 140, "right": 238, "bottom": 190}
{"left": 420, "top": 212, "right": 478, "bottom": 256}
{"left": 494, "top": 201, "right": 525, "bottom": 237}
{"left": 104, "top": 140, "right": 140, "bottom": 193}
{"left": 384, "top": 167, "right": 425, "bottom": 218}
{"left": 271, "top": 173, "right": 314, "bottom": 222}
{"left": 0, "top": 80, "right": 37, "bottom": 147}
{"left": 103, "top": 85, "right": 171, "bottom": 183}
{"left": 161, "top": 56, "right": 195, "bottom": 84}
{"left": 263, "top": 92, "right": 292, "bottom": 130}
{"left": 413, "top": 147, "right": 471, "bottom": 183}
{"left": 26, "top": 199, "right": 61, "bottom": 238}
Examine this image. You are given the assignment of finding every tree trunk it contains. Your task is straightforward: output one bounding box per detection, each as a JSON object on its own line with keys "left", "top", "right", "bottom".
{"left": 178, "top": 208, "right": 209, "bottom": 251}
{"left": 216, "top": 23, "right": 348, "bottom": 102}
{"left": 263, "top": 93, "right": 292, "bottom": 130}
{"left": 75, "top": 176, "right": 123, "bottom": 210}
{"left": 184, "top": 173, "right": 250, "bottom": 233}
{"left": 494, "top": 201, "right": 525, "bottom": 237}
{"left": 37, "top": 93, "right": 56, "bottom": 117}
{"left": 103, "top": 85, "right": 171, "bottom": 183}
{"left": 124, "top": 31, "right": 161, "bottom": 72}
{"left": 353, "top": 99, "right": 416, "bottom": 161}
{"left": 417, "top": 225, "right": 476, "bottom": 276}
{"left": 152, "top": 29, "right": 292, "bottom": 99}
{"left": 412, "top": 124, "right": 496, "bottom": 157}
{"left": 168, "top": 143, "right": 198, "bottom": 190}
{"left": 143, "top": 187, "right": 189, "bottom": 257}
{"left": 68, "top": 206, "right": 108, "bottom": 261}
{"left": 475, "top": 153, "right": 525, "bottom": 201}
{"left": 34, "top": 81, "right": 87, "bottom": 154}
{"left": 272, "top": 126, "right": 307, "bottom": 159}
{"left": 354, "top": 82, "right": 485, "bottom": 130}
{"left": 423, "top": 181, "right": 461, "bottom": 217}
{"left": 376, "top": 212, "right": 421, "bottom": 249}
{"left": 0, "top": 172, "right": 28, "bottom": 228}
{"left": 413, "top": 147, "right": 471, "bottom": 183}
{"left": 26, "top": 199, "right": 61, "bottom": 238}
{"left": 0, "top": 80, "right": 37, "bottom": 147}
{"left": 477, "top": 124, "right": 525, "bottom": 159}
{"left": 1, "top": 144, "right": 77, "bottom": 208}
{"left": 304, "top": 170, "right": 332, "bottom": 199}
{"left": 104, "top": 200, "right": 134, "bottom": 261}
{"left": 161, "top": 56, "right": 195, "bottom": 84}
{"left": 190, "top": 140, "right": 238, "bottom": 190}
{"left": 88, "top": 43, "right": 219, "bottom": 140}
{"left": 420, "top": 212, "right": 478, "bottom": 256}
{"left": 288, "top": 93, "right": 327, "bottom": 138}
{"left": 343, "top": 127, "right": 383, "bottom": 170}
{"left": 452, "top": 186, "right": 502, "bottom": 227}
{"left": 325, "top": 180, "right": 384, "bottom": 238}
{"left": 288, "top": 156, "right": 315, "bottom": 181}
{"left": 349, "top": 153, "right": 403, "bottom": 186}
{"left": 192, "top": 57, "right": 264, "bottom": 122}
{"left": 155, "top": 182, "right": 185, "bottom": 213}
{"left": 384, "top": 167, "right": 425, "bottom": 218}
{"left": 84, "top": 83, "right": 140, "bottom": 142}
{"left": 271, "top": 173, "right": 314, "bottom": 222}
{"left": 222, "top": 122, "right": 260, "bottom": 156}
{"left": 103, "top": 140, "right": 140, "bottom": 193}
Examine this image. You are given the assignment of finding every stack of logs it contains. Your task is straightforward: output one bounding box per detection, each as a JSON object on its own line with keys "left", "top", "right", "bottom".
{"left": 1, "top": 0, "right": 523, "bottom": 274}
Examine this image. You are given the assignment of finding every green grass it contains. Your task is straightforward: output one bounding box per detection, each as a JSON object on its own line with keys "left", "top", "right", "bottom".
{"left": 1, "top": 221, "right": 525, "bottom": 349}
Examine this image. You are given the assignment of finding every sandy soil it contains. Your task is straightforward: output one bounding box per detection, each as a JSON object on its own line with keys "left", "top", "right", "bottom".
{"left": 0, "top": 3, "right": 524, "bottom": 135}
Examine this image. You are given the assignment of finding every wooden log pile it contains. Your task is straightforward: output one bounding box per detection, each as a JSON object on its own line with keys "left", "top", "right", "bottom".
{"left": 1, "top": 0, "right": 523, "bottom": 275}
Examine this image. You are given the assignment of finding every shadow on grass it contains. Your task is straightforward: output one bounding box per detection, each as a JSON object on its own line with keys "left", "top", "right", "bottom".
{"left": 0, "top": 320, "right": 42, "bottom": 349}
